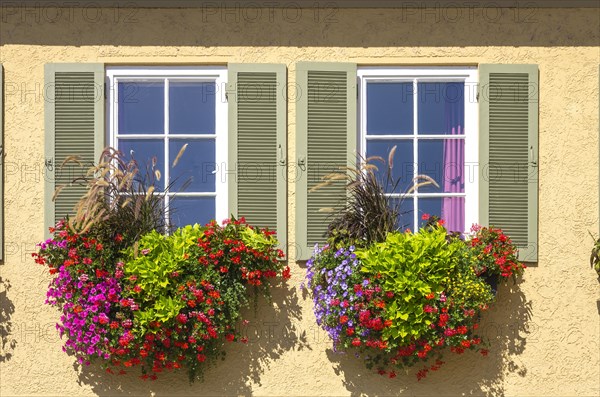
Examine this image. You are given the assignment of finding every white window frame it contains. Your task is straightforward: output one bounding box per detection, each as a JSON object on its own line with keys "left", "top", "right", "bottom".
{"left": 357, "top": 67, "right": 478, "bottom": 233}
{"left": 106, "top": 66, "right": 228, "bottom": 227}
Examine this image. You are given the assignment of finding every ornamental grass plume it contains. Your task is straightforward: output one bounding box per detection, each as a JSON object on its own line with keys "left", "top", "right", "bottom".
{"left": 313, "top": 147, "right": 438, "bottom": 248}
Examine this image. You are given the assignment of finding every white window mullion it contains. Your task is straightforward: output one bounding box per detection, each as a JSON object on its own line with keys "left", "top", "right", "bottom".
{"left": 464, "top": 71, "right": 479, "bottom": 233}
{"left": 164, "top": 78, "right": 170, "bottom": 228}
{"left": 214, "top": 72, "right": 228, "bottom": 223}
{"left": 111, "top": 78, "right": 119, "bottom": 150}
{"left": 360, "top": 77, "right": 368, "bottom": 162}
{"left": 413, "top": 78, "right": 419, "bottom": 230}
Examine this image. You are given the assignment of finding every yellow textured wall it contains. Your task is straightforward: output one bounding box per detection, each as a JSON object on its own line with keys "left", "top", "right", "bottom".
{"left": 0, "top": 6, "right": 599, "bottom": 396}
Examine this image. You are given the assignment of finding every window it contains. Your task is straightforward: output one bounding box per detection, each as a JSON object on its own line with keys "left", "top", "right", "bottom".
{"left": 358, "top": 67, "right": 478, "bottom": 233}
{"left": 107, "top": 67, "right": 228, "bottom": 228}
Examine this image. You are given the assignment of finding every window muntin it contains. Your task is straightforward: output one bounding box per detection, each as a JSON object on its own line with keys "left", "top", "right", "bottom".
{"left": 107, "top": 67, "right": 228, "bottom": 229}
{"left": 358, "top": 67, "right": 478, "bottom": 233}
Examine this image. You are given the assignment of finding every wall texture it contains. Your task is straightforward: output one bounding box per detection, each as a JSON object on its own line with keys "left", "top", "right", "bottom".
{"left": 0, "top": 6, "right": 599, "bottom": 396}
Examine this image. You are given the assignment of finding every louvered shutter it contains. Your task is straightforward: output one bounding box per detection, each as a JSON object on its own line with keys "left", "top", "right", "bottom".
{"left": 0, "top": 64, "right": 3, "bottom": 259}
{"left": 227, "top": 64, "right": 287, "bottom": 255}
{"left": 44, "top": 64, "right": 104, "bottom": 237}
{"left": 479, "top": 64, "right": 539, "bottom": 262}
{"left": 295, "top": 62, "right": 357, "bottom": 261}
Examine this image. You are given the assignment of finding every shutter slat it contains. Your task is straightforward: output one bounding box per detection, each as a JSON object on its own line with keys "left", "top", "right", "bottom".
{"left": 296, "top": 62, "right": 357, "bottom": 261}
{"left": 479, "top": 64, "right": 538, "bottom": 262}
{"left": 44, "top": 64, "right": 104, "bottom": 237}
{"left": 228, "top": 64, "right": 287, "bottom": 256}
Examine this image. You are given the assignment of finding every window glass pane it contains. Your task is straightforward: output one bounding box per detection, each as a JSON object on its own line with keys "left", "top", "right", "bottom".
{"left": 118, "top": 82, "right": 164, "bottom": 134}
{"left": 418, "top": 139, "right": 465, "bottom": 193}
{"left": 441, "top": 196, "right": 465, "bottom": 233}
{"left": 367, "top": 82, "right": 413, "bottom": 135}
{"left": 118, "top": 139, "right": 165, "bottom": 190}
{"left": 390, "top": 197, "right": 415, "bottom": 231}
{"left": 169, "top": 139, "right": 216, "bottom": 192}
{"left": 417, "top": 197, "right": 443, "bottom": 229}
{"left": 169, "top": 196, "right": 215, "bottom": 228}
{"left": 169, "top": 82, "right": 216, "bottom": 134}
{"left": 418, "top": 82, "right": 464, "bottom": 135}
{"left": 366, "top": 139, "right": 413, "bottom": 193}
{"left": 417, "top": 196, "right": 465, "bottom": 233}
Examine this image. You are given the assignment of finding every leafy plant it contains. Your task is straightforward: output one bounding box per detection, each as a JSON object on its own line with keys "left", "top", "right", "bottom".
{"left": 35, "top": 146, "right": 290, "bottom": 382}
{"left": 35, "top": 216, "right": 289, "bottom": 382}
{"left": 589, "top": 233, "right": 600, "bottom": 276}
{"left": 315, "top": 148, "right": 438, "bottom": 249}
{"left": 468, "top": 224, "right": 526, "bottom": 281}
{"left": 305, "top": 224, "right": 496, "bottom": 380}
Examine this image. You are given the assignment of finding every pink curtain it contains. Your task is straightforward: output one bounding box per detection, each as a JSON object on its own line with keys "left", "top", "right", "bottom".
{"left": 441, "top": 95, "right": 464, "bottom": 232}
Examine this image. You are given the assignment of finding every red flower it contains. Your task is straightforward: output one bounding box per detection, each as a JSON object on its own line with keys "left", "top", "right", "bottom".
{"left": 421, "top": 213, "right": 430, "bottom": 221}
{"left": 425, "top": 293, "right": 435, "bottom": 300}
{"left": 282, "top": 266, "right": 291, "bottom": 280}
{"left": 225, "top": 334, "right": 235, "bottom": 342}
{"left": 351, "top": 338, "right": 361, "bottom": 347}
{"left": 196, "top": 354, "right": 206, "bottom": 362}
{"left": 339, "top": 315, "right": 349, "bottom": 324}
{"left": 480, "top": 349, "right": 489, "bottom": 357}
{"left": 346, "top": 328, "right": 355, "bottom": 336}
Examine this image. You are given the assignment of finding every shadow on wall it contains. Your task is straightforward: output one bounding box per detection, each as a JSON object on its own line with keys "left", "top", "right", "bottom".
{"left": 0, "top": 7, "right": 598, "bottom": 47}
{"left": 73, "top": 284, "right": 307, "bottom": 396}
{"left": 0, "top": 276, "right": 17, "bottom": 363}
{"left": 324, "top": 282, "right": 532, "bottom": 397}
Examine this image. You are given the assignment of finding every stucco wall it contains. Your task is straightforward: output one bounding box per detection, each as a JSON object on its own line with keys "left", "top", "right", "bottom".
{"left": 0, "top": 6, "right": 599, "bottom": 396}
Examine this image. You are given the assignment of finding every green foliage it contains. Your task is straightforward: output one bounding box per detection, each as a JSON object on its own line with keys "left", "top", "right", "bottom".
{"left": 590, "top": 233, "right": 600, "bottom": 276}
{"left": 123, "top": 225, "right": 206, "bottom": 331}
{"left": 240, "top": 226, "right": 278, "bottom": 253}
{"left": 469, "top": 225, "right": 526, "bottom": 281}
{"left": 356, "top": 227, "right": 477, "bottom": 344}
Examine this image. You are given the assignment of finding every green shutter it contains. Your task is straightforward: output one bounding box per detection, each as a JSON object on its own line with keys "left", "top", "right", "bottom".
{"left": 227, "top": 64, "right": 287, "bottom": 255}
{"left": 0, "top": 64, "right": 3, "bottom": 260}
{"left": 295, "top": 62, "right": 357, "bottom": 261}
{"left": 44, "top": 64, "right": 104, "bottom": 237}
{"left": 479, "top": 64, "right": 539, "bottom": 262}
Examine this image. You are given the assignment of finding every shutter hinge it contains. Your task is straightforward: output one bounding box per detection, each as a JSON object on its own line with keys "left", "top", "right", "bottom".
{"left": 104, "top": 82, "right": 107, "bottom": 99}
{"left": 45, "top": 158, "right": 54, "bottom": 171}
{"left": 225, "top": 92, "right": 228, "bottom": 102}
{"left": 476, "top": 91, "right": 479, "bottom": 102}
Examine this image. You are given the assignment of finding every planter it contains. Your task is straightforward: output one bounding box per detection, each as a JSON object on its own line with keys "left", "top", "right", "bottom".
{"left": 482, "top": 272, "right": 499, "bottom": 296}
